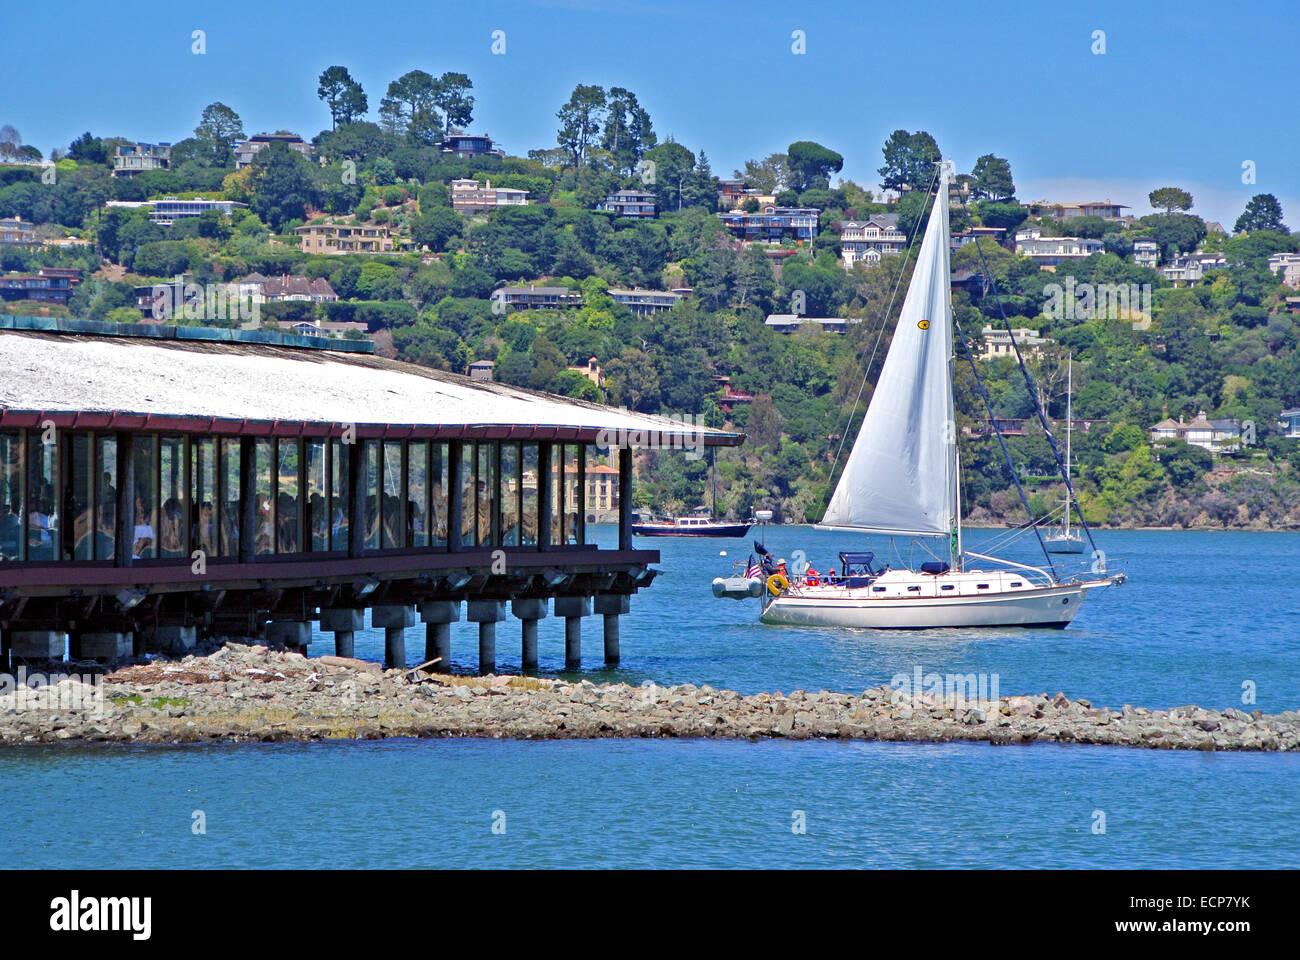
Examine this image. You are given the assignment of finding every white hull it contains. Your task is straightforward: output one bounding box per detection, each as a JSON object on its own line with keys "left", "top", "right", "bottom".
{"left": 760, "top": 579, "right": 1101, "bottom": 629}
{"left": 1044, "top": 534, "right": 1086, "bottom": 554}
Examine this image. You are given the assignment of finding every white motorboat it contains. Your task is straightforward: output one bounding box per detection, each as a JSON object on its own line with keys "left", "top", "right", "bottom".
{"left": 756, "top": 166, "right": 1123, "bottom": 629}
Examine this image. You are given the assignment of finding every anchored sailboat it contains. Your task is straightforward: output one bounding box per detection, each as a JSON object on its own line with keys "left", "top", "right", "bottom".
{"left": 756, "top": 167, "right": 1123, "bottom": 629}
{"left": 1044, "top": 355, "right": 1086, "bottom": 554}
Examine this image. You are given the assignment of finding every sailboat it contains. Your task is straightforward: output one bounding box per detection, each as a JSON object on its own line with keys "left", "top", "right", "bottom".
{"left": 757, "top": 168, "right": 1123, "bottom": 629}
{"left": 1044, "top": 355, "right": 1086, "bottom": 554}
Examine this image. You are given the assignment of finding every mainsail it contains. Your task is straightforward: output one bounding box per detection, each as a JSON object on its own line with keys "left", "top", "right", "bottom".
{"left": 821, "top": 176, "right": 956, "bottom": 537}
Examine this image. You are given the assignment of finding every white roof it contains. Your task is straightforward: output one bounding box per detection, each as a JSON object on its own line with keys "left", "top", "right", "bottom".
{"left": 0, "top": 331, "right": 739, "bottom": 445}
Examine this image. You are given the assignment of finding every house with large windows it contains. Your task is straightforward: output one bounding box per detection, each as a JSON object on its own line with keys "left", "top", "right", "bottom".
{"left": 112, "top": 142, "right": 172, "bottom": 177}
{"left": 840, "top": 215, "right": 905, "bottom": 267}
{"left": 718, "top": 205, "right": 819, "bottom": 243}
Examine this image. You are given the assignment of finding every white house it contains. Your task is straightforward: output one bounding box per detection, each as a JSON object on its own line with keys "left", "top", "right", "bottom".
{"left": 1268, "top": 252, "right": 1300, "bottom": 288}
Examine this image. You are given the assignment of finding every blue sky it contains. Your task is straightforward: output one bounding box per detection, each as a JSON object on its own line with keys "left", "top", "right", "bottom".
{"left": 5, "top": 0, "right": 1294, "bottom": 227}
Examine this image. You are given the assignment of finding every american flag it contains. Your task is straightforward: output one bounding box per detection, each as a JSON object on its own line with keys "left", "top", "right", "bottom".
{"left": 745, "top": 554, "right": 761, "bottom": 579}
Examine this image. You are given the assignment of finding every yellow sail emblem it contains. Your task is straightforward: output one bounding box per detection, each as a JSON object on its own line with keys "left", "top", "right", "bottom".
{"left": 918, "top": 319, "right": 930, "bottom": 330}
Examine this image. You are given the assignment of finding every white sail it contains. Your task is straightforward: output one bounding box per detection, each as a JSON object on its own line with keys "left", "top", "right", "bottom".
{"left": 821, "top": 176, "right": 956, "bottom": 537}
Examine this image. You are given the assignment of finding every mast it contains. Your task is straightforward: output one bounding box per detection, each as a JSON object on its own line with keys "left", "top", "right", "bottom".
{"left": 1064, "top": 355, "right": 1073, "bottom": 536}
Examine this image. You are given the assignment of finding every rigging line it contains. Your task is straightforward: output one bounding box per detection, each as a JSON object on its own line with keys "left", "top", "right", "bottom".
{"left": 950, "top": 307, "right": 1059, "bottom": 579}
{"left": 971, "top": 238, "right": 1099, "bottom": 556}
{"left": 821, "top": 165, "right": 942, "bottom": 516}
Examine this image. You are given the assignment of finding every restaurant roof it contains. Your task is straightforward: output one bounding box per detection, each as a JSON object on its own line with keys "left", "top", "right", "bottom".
{"left": 0, "top": 324, "right": 741, "bottom": 446}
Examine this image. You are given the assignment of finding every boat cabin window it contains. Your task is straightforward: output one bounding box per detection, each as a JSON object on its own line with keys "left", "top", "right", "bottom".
{"left": 872, "top": 586, "right": 886, "bottom": 592}
{"left": 941, "top": 584, "right": 955, "bottom": 591}
{"left": 907, "top": 585, "right": 921, "bottom": 592}
{"left": 977, "top": 583, "right": 990, "bottom": 589}
{"left": 1010, "top": 581, "right": 1023, "bottom": 587}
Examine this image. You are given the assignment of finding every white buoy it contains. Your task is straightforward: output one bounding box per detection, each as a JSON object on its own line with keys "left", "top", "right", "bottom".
{"left": 719, "top": 550, "right": 727, "bottom": 556}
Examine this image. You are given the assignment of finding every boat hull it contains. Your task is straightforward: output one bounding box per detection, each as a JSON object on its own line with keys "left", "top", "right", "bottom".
{"left": 760, "top": 582, "right": 1090, "bottom": 629}
{"left": 1044, "top": 536, "right": 1086, "bottom": 554}
{"left": 632, "top": 523, "right": 753, "bottom": 538}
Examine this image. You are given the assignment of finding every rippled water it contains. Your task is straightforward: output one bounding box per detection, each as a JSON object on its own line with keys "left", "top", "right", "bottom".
{"left": 3, "top": 527, "right": 1298, "bottom": 868}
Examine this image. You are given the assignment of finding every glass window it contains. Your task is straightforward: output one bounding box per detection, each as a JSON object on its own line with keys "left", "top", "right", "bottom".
{"left": 500, "top": 443, "right": 520, "bottom": 546}
{"left": 96, "top": 436, "right": 117, "bottom": 561}
{"left": 254, "top": 438, "right": 274, "bottom": 556}
{"left": 24, "top": 431, "right": 58, "bottom": 561}
{"left": 429, "top": 442, "right": 447, "bottom": 548}
{"left": 408, "top": 440, "right": 428, "bottom": 548}
{"left": 0, "top": 432, "right": 24, "bottom": 561}
{"left": 477, "top": 442, "right": 495, "bottom": 547}
{"left": 561, "top": 442, "right": 582, "bottom": 541}
{"left": 66, "top": 434, "right": 94, "bottom": 561}
{"left": 381, "top": 440, "right": 404, "bottom": 549}
{"left": 192, "top": 438, "right": 216, "bottom": 558}
{"left": 276, "top": 438, "right": 300, "bottom": 553}
{"left": 459, "top": 441, "right": 476, "bottom": 548}
{"left": 306, "top": 439, "right": 327, "bottom": 551}
{"left": 550, "top": 445, "right": 564, "bottom": 546}
{"left": 362, "top": 440, "right": 379, "bottom": 551}
{"left": 521, "top": 443, "right": 538, "bottom": 546}
{"left": 219, "top": 438, "right": 240, "bottom": 557}
{"left": 159, "top": 436, "right": 187, "bottom": 559}
{"left": 330, "top": 438, "right": 350, "bottom": 551}
{"left": 131, "top": 435, "right": 156, "bottom": 560}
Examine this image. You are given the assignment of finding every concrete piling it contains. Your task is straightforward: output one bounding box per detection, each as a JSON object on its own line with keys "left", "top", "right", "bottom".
{"left": 77, "top": 632, "right": 133, "bottom": 662}
{"left": 511, "top": 598, "right": 548, "bottom": 672}
{"left": 593, "top": 594, "right": 630, "bottom": 667}
{"left": 420, "top": 601, "right": 460, "bottom": 671}
{"left": 467, "top": 601, "right": 506, "bottom": 675}
{"left": 319, "top": 608, "right": 364, "bottom": 659}
{"left": 10, "top": 631, "right": 66, "bottom": 663}
{"left": 554, "top": 596, "right": 591, "bottom": 672}
{"left": 266, "top": 620, "right": 312, "bottom": 653}
{"left": 371, "top": 605, "right": 416, "bottom": 670}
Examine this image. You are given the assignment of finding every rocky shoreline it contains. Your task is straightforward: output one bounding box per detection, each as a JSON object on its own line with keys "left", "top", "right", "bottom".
{"left": 1, "top": 643, "right": 1297, "bottom": 751}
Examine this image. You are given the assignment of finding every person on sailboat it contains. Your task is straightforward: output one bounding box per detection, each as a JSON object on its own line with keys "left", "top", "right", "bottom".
{"left": 805, "top": 565, "right": 820, "bottom": 586}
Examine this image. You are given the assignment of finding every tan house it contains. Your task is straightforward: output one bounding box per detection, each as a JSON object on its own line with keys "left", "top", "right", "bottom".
{"left": 980, "top": 325, "right": 1047, "bottom": 360}
{"left": 295, "top": 222, "right": 395, "bottom": 255}
{"left": 0, "top": 217, "right": 37, "bottom": 247}
{"left": 450, "top": 178, "right": 529, "bottom": 214}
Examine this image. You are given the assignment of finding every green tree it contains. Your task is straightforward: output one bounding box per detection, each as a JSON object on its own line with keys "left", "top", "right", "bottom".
{"left": 785, "top": 141, "right": 843, "bottom": 192}
{"left": 644, "top": 140, "right": 694, "bottom": 212}
{"left": 193, "top": 102, "right": 245, "bottom": 167}
{"left": 379, "top": 70, "right": 440, "bottom": 143}
{"left": 601, "top": 87, "right": 656, "bottom": 176}
{"left": 432, "top": 72, "right": 475, "bottom": 137}
{"left": 681, "top": 150, "right": 718, "bottom": 211}
{"left": 68, "top": 132, "right": 107, "bottom": 165}
{"left": 735, "top": 154, "right": 790, "bottom": 194}
{"left": 556, "top": 84, "right": 607, "bottom": 168}
{"left": 317, "top": 66, "right": 368, "bottom": 130}
{"left": 411, "top": 206, "right": 464, "bottom": 253}
{"left": 878, "top": 129, "right": 940, "bottom": 193}
{"left": 1234, "top": 193, "right": 1286, "bottom": 233}
{"left": 248, "top": 143, "right": 322, "bottom": 230}
{"left": 970, "top": 154, "right": 1014, "bottom": 201}
{"left": 1148, "top": 186, "right": 1193, "bottom": 214}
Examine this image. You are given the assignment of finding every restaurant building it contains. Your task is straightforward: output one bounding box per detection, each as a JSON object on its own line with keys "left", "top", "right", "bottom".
{"left": 0, "top": 318, "right": 740, "bottom": 672}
